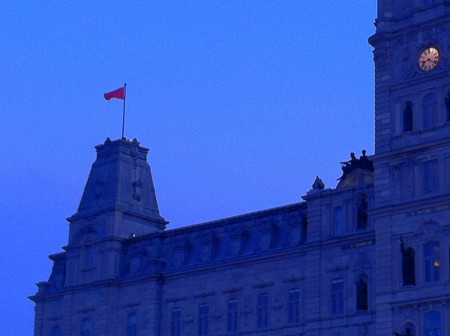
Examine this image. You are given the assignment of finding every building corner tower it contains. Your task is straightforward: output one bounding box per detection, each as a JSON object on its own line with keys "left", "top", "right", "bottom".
{"left": 370, "top": 0, "right": 450, "bottom": 334}
{"left": 30, "top": 138, "right": 167, "bottom": 336}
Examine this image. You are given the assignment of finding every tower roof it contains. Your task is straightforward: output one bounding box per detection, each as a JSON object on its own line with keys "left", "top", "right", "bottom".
{"left": 69, "top": 138, "right": 165, "bottom": 225}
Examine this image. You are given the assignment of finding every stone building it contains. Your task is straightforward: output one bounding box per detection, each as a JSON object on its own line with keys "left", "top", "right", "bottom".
{"left": 31, "top": 0, "right": 450, "bottom": 335}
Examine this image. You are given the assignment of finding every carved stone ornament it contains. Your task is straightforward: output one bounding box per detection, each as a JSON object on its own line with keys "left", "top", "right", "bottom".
{"left": 312, "top": 176, "right": 325, "bottom": 191}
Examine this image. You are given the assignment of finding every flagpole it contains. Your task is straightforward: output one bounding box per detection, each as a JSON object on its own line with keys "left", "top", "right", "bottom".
{"left": 122, "top": 83, "right": 127, "bottom": 139}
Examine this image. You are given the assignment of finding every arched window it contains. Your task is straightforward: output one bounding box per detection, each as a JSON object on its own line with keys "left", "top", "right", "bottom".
{"left": 400, "top": 239, "right": 416, "bottom": 286}
{"left": 424, "top": 311, "right": 442, "bottom": 336}
{"left": 422, "top": 93, "right": 437, "bottom": 129}
{"left": 356, "top": 194, "right": 368, "bottom": 229}
{"left": 403, "top": 102, "right": 413, "bottom": 132}
{"left": 356, "top": 276, "right": 368, "bottom": 311}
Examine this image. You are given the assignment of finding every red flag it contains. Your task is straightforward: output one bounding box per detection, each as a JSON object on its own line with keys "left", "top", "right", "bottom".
{"left": 104, "top": 86, "right": 125, "bottom": 101}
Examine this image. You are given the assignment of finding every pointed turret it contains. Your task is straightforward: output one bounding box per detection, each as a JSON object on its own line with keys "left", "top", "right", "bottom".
{"left": 67, "top": 138, "right": 167, "bottom": 245}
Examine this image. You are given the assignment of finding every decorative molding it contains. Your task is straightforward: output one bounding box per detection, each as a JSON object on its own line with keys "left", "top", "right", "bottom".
{"left": 194, "top": 291, "right": 215, "bottom": 299}
{"left": 77, "top": 306, "right": 95, "bottom": 314}
{"left": 223, "top": 286, "right": 244, "bottom": 294}
{"left": 122, "top": 301, "right": 142, "bottom": 308}
{"left": 46, "top": 314, "right": 63, "bottom": 321}
{"left": 166, "top": 296, "right": 186, "bottom": 303}
{"left": 325, "top": 265, "right": 349, "bottom": 273}
{"left": 283, "top": 275, "right": 305, "bottom": 283}
{"left": 252, "top": 281, "right": 274, "bottom": 288}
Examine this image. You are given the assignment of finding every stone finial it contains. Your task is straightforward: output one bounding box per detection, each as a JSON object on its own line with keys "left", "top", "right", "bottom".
{"left": 312, "top": 176, "right": 325, "bottom": 191}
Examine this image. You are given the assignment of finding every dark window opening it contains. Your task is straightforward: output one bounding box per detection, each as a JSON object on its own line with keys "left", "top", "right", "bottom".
{"left": 445, "top": 91, "right": 450, "bottom": 121}
{"left": 357, "top": 195, "right": 368, "bottom": 229}
{"left": 404, "top": 323, "right": 416, "bottom": 336}
{"left": 356, "top": 277, "right": 368, "bottom": 311}
{"left": 401, "top": 239, "right": 416, "bottom": 286}
{"left": 403, "top": 102, "right": 413, "bottom": 132}
{"left": 301, "top": 215, "right": 307, "bottom": 242}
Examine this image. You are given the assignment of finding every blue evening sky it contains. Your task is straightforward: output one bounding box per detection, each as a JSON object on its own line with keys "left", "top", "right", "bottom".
{"left": 0, "top": 1, "right": 376, "bottom": 334}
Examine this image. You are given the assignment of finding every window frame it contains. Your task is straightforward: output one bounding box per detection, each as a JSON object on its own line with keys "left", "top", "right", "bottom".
{"left": 256, "top": 293, "right": 269, "bottom": 329}
{"left": 288, "top": 288, "right": 301, "bottom": 323}
{"left": 171, "top": 307, "right": 182, "bottom": 336}
{"left": 424, "top": 241, "right": 440, "bottom": 282}
{"left": 331, "top": 278, "right": 344, "bottom": 315}
{"left": 227, "top": 299, "right": 238, "bottom": 333}
{"left": 198, "top": 304, "right": 209, "bottom": 336}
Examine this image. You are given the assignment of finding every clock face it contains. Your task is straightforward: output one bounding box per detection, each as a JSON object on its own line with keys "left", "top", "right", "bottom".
{"left": 419, "top": 47, "right": 440, "bottom": 71}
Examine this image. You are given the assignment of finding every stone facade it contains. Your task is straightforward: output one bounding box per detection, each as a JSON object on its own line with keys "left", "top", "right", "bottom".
{"left": 31, "top": 1, "right": 450, "bottom": 335}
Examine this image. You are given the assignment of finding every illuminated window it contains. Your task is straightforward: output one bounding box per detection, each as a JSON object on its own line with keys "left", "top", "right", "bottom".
{"left": 126, "top": 313, "right": 137, "bottom": 336}
{"left": 422, "top": 93, "right": 437, "bottom": 129}
{"left": 288, "top": 289, "right": 300, "bottom": 323}
{"left": 403, "top": 102, "right": 413, "bottom": 132}
{"left": 51, "top": 326, "right": 61, "bottom": 336}
{"left": 227, "top": 299, "right": 238, "bottom": 332}
{"left": 331, "top": 278, "right": 344, "bottom": 315}
{"left": 171, "top": 308, "right": 181, "bottom": 336}
{"left": 80, "top": 318, "right": 91, "bottom": 336}
{"left": 334, "top": 207, "right": 344, "bottom": 235}
{"left": 424, "top": 311, "right": 442, "bottom": 336}
{"left": 356, "top": 276, "right": 368, "bottom": 311}
{"left": 198, "top": 304, "right": 209, "bottom": 336}
{"left": 257, "top": 293, "right": 269, "bottom": 328}
{"left": 424, "top": 242, "right": 440, "bottom": 282}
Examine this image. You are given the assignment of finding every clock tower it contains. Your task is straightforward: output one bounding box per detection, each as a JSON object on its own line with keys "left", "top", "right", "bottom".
{"left": 370, "top": 0, "right": 450, "bottom": 334}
